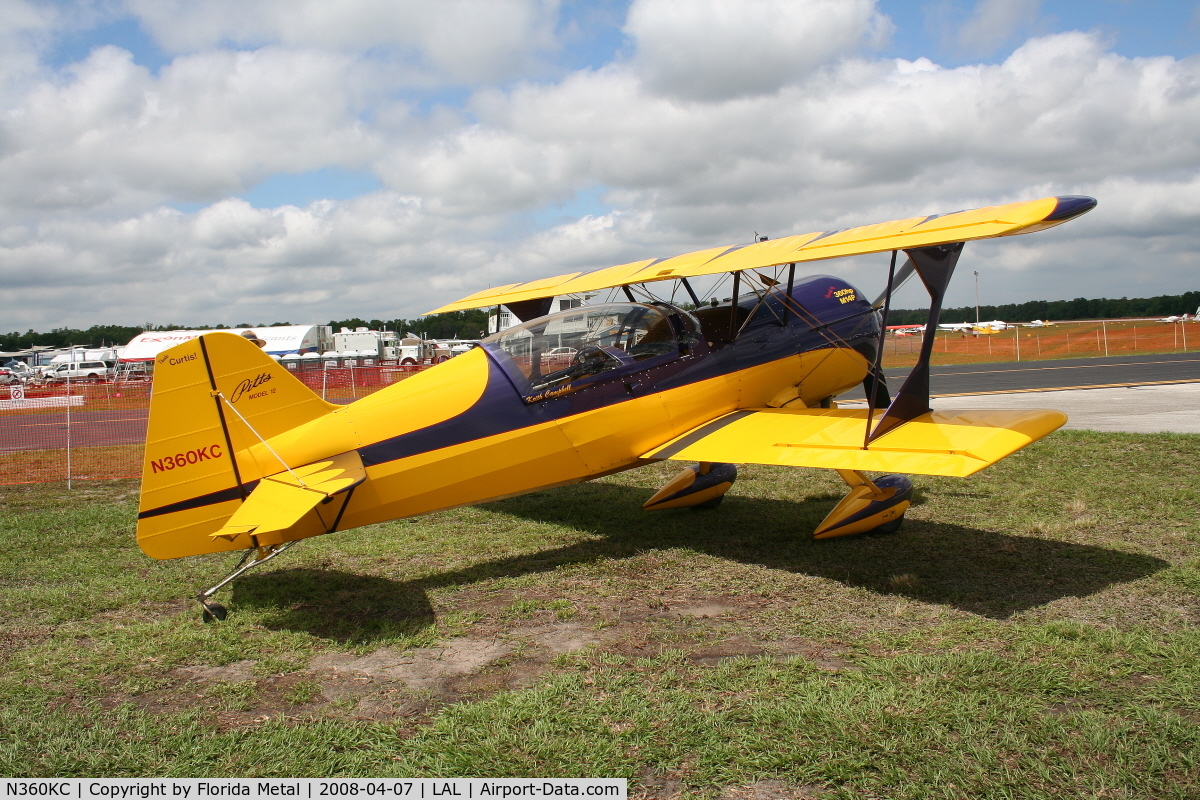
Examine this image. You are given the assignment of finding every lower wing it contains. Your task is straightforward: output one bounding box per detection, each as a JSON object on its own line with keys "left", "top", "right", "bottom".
{"left": 642, "top": 407, "right": 1066, "bottom": 477}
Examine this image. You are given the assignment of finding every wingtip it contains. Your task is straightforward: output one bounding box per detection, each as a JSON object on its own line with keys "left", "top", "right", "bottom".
{"left": 1046, "top": 195, "right": 1098, "bottom": 221}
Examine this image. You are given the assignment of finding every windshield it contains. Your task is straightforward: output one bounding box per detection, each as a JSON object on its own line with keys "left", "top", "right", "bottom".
{"left": 484, "top": 303, "right": 678, "bottom": 392}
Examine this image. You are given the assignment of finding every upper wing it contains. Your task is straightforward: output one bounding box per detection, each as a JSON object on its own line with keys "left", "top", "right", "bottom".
{"left": 642, "top": 407, "right": 1067, "bottom": 478}
{"left": 426, "top": 195, "right": 1096, "bottom": 315}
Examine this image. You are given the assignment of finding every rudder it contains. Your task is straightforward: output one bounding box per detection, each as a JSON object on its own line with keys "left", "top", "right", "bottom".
{"left": 136, "top": 333, "right": 337, "bottom": 559}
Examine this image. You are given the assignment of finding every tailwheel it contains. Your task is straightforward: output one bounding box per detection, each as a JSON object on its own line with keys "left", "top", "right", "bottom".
{"left": 193, "top": 541, "right": 298, "bottom": 622}
{"left": 200, "top": 601, "right": 228, "bottom": 623}
{"left": 814, "top": 470, "right": 912, "bottom": 539}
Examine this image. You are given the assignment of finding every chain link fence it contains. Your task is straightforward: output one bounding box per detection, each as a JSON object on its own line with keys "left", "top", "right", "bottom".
{"left": 883, "top": 320, "right": 1194, "bottom": 366}
{"left": 0, "top": 363, "right": 431, "bottom": 485}
{"left": 6, "top": 323, "right": 1193, "bottom": 486}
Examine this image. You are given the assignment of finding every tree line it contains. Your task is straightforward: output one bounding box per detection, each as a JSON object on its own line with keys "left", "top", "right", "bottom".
{"left": 325, "top": 309, "right": 491, "bottom": 341}
{"left": 0, "top": 322, "right": 295, "bottom": 353}
{"left": 0, "top": 310, "right": 492, "bottom": 352}
{"left": 6, "top": 291, "right": 1197, "bottom": 352}
{"left": 887, "top": 290, "right": 1200, "bottom": 326}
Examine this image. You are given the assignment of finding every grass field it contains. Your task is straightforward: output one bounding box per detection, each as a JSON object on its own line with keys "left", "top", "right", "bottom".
{"left": 2, "top": 431, "right": 1199, "bottom": 797}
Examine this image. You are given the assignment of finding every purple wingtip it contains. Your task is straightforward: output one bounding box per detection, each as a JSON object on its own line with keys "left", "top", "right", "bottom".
{"left": 1046, "top": 195, "right": 1097, "bottom": 221}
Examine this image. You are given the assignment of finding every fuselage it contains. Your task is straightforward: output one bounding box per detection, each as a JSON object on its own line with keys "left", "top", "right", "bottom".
{"left": 141, "top": 274, "right": 881, "bottom": 553}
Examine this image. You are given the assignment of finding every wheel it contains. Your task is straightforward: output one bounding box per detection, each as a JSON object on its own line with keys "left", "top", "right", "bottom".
{"left": 691, "top": 494, "right": 725, "bottom": 510}
{"left": 436, "top": 355, "right": 450, "bottom": 363}
{"left": 87, "top": 373, "right": 101, "bottom": 383}
{"left": 868, "top": 517, "right": 904, "bottom": 536}
{"left": 201, "top": 602, "right": 228, "bottom": 623}
{"left": 401, "top": 358, "right": 416, "bottom": 366}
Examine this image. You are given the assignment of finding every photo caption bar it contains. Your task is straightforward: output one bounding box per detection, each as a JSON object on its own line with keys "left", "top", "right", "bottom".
{"left": 1, "top": 781, "right": 626, "bottom": 800}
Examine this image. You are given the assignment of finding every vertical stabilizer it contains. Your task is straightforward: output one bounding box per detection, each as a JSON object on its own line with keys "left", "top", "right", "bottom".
{"left": 136, "top": 333, "right": 337, "bottom": 559}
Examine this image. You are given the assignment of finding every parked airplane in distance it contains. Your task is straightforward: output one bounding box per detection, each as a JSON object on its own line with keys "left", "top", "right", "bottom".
{"left": 938, "top": 320, "right": 1010, "bottom": 334}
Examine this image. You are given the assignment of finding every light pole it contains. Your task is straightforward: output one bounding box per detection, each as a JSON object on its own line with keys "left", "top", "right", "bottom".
{"left": 974, "top": 270, "right": 980, "bottom": 325}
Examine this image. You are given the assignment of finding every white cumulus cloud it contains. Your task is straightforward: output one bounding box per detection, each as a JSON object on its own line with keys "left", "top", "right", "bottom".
{"left": 2, "top": 3, "right": 1200, "bottom": 332}
{"left": 123, "top": 0, "right": 560, "bottom": 84}
{"left": 625, "top": 0, "right": 889, "bottom": 101}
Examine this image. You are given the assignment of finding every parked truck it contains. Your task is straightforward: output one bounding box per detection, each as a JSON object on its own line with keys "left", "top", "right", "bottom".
{"left": 332, "top": 328, "right": 399, "bottom": 360}
{"left": 396, "top": 337, "right": 453, "bottom": 365}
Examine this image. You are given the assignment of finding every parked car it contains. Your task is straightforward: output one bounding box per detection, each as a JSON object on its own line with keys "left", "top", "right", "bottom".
{"left": 41, "top": 360, "right": 112, "bottom": 383}
{"left": 0, "top": 363, "right": 34, "bottom": 384}
{"left": 542, "top": 346, "right": 577, "bottom": 369}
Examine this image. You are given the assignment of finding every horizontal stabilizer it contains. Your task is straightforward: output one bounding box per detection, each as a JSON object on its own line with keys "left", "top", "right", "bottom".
{"left": 643, "top": 407, "right": 1066, "bottom": 478}
{"left": 210, "top": 451, "right": 366, "bottom": 542}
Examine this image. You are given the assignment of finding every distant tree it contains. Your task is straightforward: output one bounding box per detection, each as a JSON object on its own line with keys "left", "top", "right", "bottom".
{"left": 328, "top": 318, "right": 370, "bottom": 332}
{"left": 888, "top": 290, "right": 1200, "bottom": 325}
{"left": 326, "top": 310, "right": 491, "bottom": 339}
{"left": 10, "top": 289, "right": 1195, "bottom": 351}
{"left": 0, "top": 324, "right": 146, "bottom": 351}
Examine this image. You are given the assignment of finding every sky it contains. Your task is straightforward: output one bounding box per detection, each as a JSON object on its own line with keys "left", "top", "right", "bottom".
{"left": 2, "top": 0, "right": 1200, "bottom": 331}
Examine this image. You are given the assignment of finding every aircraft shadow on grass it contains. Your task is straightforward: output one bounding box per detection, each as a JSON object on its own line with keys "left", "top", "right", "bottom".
{"left": 232, "top": 569, "right": 437, "bottom": 645}
{"left": 231, "top": 481, "right": 1166, "bottom": 642}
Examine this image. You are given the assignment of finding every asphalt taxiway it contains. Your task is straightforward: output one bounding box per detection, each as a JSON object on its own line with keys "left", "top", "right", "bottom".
{"left": 842, "top": 352, "right": 1200, "bottom": 434}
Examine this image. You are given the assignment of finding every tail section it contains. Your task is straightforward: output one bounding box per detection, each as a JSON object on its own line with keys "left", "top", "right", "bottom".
{"left": 136, "top": 333, "right": 339, "bottom": 559}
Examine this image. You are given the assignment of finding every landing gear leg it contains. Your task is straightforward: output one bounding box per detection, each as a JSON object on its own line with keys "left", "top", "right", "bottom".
{"left": 813, "top": 470, "right": 912, "bottom": 539}
{"left": 195, "top": 541, "right": 298, "bottom": 622}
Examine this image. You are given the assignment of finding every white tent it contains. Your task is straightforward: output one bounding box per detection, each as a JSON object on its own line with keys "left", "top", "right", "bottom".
{"left": 121, "top": 326, "right": 326, "bottom": 362}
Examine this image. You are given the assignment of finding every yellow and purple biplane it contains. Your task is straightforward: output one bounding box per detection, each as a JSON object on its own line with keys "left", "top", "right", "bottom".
{"left": 135, "top": 195, "right": 1096, "bottom": 619}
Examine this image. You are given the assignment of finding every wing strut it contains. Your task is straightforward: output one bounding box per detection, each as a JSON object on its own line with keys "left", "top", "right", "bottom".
{"left": 780, "top": 263, "right": 796, "bottom": 324}
{"left": 728, "top": 272, "right": 742, "bottom": 338}
{"left": 679, "top": 276, "right": 702, "bottom": 306}
{"left": 867, "top": 242, "right": 964, "bottom": 445}
{"left": 863, "top": 250, "right": 898, "bottom": 447}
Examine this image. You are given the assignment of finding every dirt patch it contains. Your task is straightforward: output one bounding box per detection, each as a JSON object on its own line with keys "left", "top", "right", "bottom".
{"left": 304, "top": 637, "right": 516, "bottom": 718}
{"left": 131, "top": 668, "right": 344, "bottom": 729}
{"left": 111, "top": 590, "right": 858, "bottom": 726}
{"left": 1172, "top": 708, "right": 1200, "bottom": 724}
{"left": 720, "top": 780, "right": 829, "bottom": 800}
{"left": 176, "top": 659, "right": 258, "bottom": 682}
{"left": 687, "top": 636, "right": 768, "bottom": 664}
{"left": 311, "top": 637, "right": 512, "bottom": 690}
{"left": 632, "top": 771, "right": 682, "bottom": 800}
{"left": 0, "top": 626, "right": 54, "bottom": 663}
{"left": 668, "top": 603, "right": 738, "bottom": 619}
{"left": 505, "top": 622, "right": 605, "bottom": 653}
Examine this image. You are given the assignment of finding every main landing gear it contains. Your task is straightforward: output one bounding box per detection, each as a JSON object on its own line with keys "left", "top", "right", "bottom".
{"left": 814, "top": 470, "right": 912, "bottom": 539}
{"left": 643, "top": 462, "right": 738, "bottom": 511}
{"left": 643, "top": 463, "right": 911, "bottom": 539}
{"left": 195, "top": 541, "right": 298, "bottom": 622}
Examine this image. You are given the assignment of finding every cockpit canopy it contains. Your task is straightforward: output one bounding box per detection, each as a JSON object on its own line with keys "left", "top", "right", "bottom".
{"left": 483, "top": 303, "right": 678, "bottom": 394}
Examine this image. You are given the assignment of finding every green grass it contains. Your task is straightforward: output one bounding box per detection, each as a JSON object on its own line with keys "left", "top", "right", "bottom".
{"left": 1, "top": 430, "right": 1199, "bottom": 797}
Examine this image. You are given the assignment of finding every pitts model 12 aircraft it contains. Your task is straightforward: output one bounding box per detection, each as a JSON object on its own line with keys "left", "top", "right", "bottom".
{"left": 135, "top": 195, "right": 1096, "bottom": 619}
